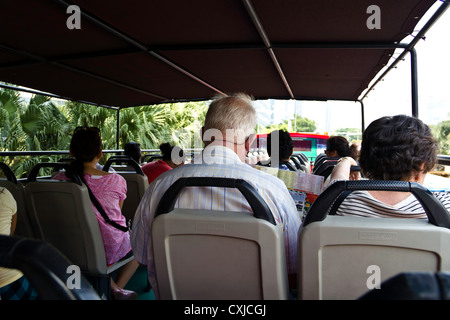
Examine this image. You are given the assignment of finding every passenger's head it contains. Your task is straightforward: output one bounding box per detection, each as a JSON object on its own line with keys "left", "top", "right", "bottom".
{"left": 69, "top": 126, "right": 102, "bottom": 177}
{"left": 325, "top": 136, "right": 358, "bottom": 159}
{"left": 159, "top": 142, "right": 185, "bottom": 168}
{"left": 203, "top": 93, "right": 256, "bottom": 145}
{"left": 267, "top": 130, "right": 293, "bottom": 161}
{"left": 202, "top": 93, "right": 256, "bottom": 160}
{"left": 70, "top": 126, "right": 102, "bottom": 163}
{"left": 359, "top": 115, "right": 438, "bottom": 181}
{"left": 124, "top": 141, "right": 141, "bottom": 163}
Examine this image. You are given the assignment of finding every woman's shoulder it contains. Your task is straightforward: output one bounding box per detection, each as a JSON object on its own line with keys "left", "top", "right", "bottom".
{"left": 89, "top": 172, "right": 125, "bottom": 182}
{"left": 142, "top": 160, "right": 171, "bottom": 172}
{"left": 433, "top": 191, "right": 450, "bottom": 198}
{"left": 0, "top": 187, "right": 15, "bottom": 203}
{"left": 109, "top": 172, "right": 126, "bottom": 183}
{"left": 433, "top": 191, "right": 450, "bottom": 209}
{"left": 87, "top": 173, "right": 127, "bottom": 194}
{"left": 142, "top": 159, "right": 164, "bottom": 168}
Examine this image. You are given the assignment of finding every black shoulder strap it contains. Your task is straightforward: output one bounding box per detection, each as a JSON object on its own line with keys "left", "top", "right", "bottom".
{"left": 84, "top": 181, "right": 129, "bottom": 233}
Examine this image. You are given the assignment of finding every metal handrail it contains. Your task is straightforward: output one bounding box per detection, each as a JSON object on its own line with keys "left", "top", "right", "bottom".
{"left": 1, "top": 150, "right": 449, "bottom": 165}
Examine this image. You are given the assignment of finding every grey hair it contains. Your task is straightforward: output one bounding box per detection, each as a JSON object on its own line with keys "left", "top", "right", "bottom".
{"left": 203, "top": 93, "right": 256, "bottom": 144}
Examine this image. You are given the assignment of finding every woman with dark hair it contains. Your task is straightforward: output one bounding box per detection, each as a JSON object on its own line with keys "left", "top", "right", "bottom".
{"left": 124, "top": 141, "right": 141, "bottom": 164}
{"left": 141, "top": 142, "right": 185, "bottom": 184}
{"left": 325, "top": 136, "right": 358, "bottom": 160}
{"left": 328, "top": 115, "right": 450, "bottom": 217}
{"left": 53, "top": 126, "right": 139, "bottom": 300}
{"left": 267, "top": 129, "right": 296, "bottom": 171}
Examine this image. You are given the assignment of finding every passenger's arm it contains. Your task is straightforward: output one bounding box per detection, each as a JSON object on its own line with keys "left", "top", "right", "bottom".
{"left": 329, "top": 156, "right": 358, "bottom": 183}
{"left": 10, "top": 213, "right": 17, "bottom": 235}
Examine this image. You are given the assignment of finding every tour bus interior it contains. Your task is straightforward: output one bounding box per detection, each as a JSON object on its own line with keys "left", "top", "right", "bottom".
{"left": 1, "top": 0, "right": 450, "bottom": 302}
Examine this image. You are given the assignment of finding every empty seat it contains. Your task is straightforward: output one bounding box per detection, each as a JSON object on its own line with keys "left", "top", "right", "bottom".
{"left": 0, "top": 162, "right": 40, "bottom": 238}
{"left": 298, "top": 180, "right": 450, "bottom": 300}
{"left": 297, "top": 152, "right": 309, "bottom": 163}
{"left": 312, "top": 153, "right": 326, "bottom": 168}
{"left": 24, "top": 162, "right": 133, "bottom": 299}
{"left": 312, "top": 157, "right": 339, "bottom": 175}
{"left": 292, "top": 154, "right": 310, "bottom": 173}
{"left": 290, "top": 156, "right": 307, "bottom": 172}
{"left": 103, "top": 155, "right": 148, "bottom": 223}
{"left": 152, "top": 177, "right": 289, "bottom": 300}
{"left": 141, "top": 153, "right": 163, "bottom": 164}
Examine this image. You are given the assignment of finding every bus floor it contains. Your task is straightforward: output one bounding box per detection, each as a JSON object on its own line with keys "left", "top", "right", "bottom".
{"left": 123, "top": 265, "right": 156, "bottom": 300}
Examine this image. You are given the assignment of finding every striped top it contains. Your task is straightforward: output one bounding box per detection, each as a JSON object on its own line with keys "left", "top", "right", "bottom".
{"left": 131, "top": 145, "right": 301, "bottom": 298}
{"left": 336, "top": 189, "right": 450, "bottom": 219}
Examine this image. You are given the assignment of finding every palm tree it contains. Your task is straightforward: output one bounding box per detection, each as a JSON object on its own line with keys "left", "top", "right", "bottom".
{"left": 0, "top": 89, "right": 73, "bottom": 177}
{"left": 1, "top": 87, "right": 208, "bottom": 178}
{"left": 121, "top": 102, "right": 207, "bottom": 150}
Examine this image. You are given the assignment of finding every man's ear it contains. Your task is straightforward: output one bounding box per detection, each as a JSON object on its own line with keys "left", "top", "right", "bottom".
{"left": 201, "top": 126, "right": 208, "bottom": 144}
{"left": 245, "top": 134, "right": 256, "bottom": 151}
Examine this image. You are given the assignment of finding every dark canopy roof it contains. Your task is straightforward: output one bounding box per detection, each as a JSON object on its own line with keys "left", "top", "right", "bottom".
{"left": 0, "top": 0, "right": 438, "bottom": 108}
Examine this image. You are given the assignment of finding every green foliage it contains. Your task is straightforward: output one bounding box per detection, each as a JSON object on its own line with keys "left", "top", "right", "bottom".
{"left": 0, "top": 87, "right": 208, "bottom": 178}
{"left": 262, "top": 114, "right": 316, "bottom": 133}
{"left": 333, "top": 128, "right": 362, "bottom": 145}
{"left": 431, "top": 120, "right": 450, "bottom": 155}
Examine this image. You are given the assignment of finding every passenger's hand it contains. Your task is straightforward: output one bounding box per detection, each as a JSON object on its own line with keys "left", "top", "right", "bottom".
{"left": 338, "top": 156, "right": 357, "bottom": 167}
{"left": 349, "top": 170, "right": 360, "bottom": 181}
{"left": 329, "top": 156, "right": 359, "bottom": 182}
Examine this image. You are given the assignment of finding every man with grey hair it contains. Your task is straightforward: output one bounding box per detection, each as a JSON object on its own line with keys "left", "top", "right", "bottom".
{"left": 131, "top": 93, "right": 301, "bottom": 298}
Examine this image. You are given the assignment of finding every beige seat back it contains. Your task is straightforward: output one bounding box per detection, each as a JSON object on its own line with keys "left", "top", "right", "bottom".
{"left": 116, "top": 172, "right": 148, "bottom": 222}
{"left": 24, "top": 163, "right": 133, "bottom": 298}
{"left": 25, "top": 178, "right": 108, "bottom": 274}
{"left": 298, "top": 180, "right": 450, "bottom": 300}
{"left": 152, "top": 177, "right": 289, "bottom": 300}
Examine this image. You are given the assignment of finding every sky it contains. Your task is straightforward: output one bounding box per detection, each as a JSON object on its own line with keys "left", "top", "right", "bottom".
{"left": 254, "top": 2, "right": 450, "bottom": 133}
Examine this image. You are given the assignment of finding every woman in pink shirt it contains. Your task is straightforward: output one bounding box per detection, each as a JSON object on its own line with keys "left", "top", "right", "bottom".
{"left": 54, "top": 126, "right": 139, "bottom": 300}
{"left": 142, "top": 143, "right": 185, "bottom": 184}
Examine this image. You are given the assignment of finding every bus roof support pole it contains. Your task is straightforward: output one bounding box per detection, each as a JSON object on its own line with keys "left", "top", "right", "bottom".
{"left": 242, "top": 0, "right": 295, "bottom": 99}
{"left": 359, "top": 1, "right": 449, "bottom": 105}
{"left": 358, "top": 100, "right": 365, "bottom": 134}
{"left": 116, "top": 109, "right": 120, "bottom": 150}
{"left": 410, "top": 48, "right": 418, "bottom": 118}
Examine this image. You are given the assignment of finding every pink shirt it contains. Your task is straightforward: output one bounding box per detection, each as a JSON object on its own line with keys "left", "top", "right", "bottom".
{"left": 53, "top": 172, "right": 130, "bottom": 265}
{"left": 141, "top": 160, "right": 172, "bottom": 184}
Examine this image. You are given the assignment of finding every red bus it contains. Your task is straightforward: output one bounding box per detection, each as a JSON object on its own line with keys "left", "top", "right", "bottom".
{"left": 255, "top": 132, "right": 329, "bottom": 162}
